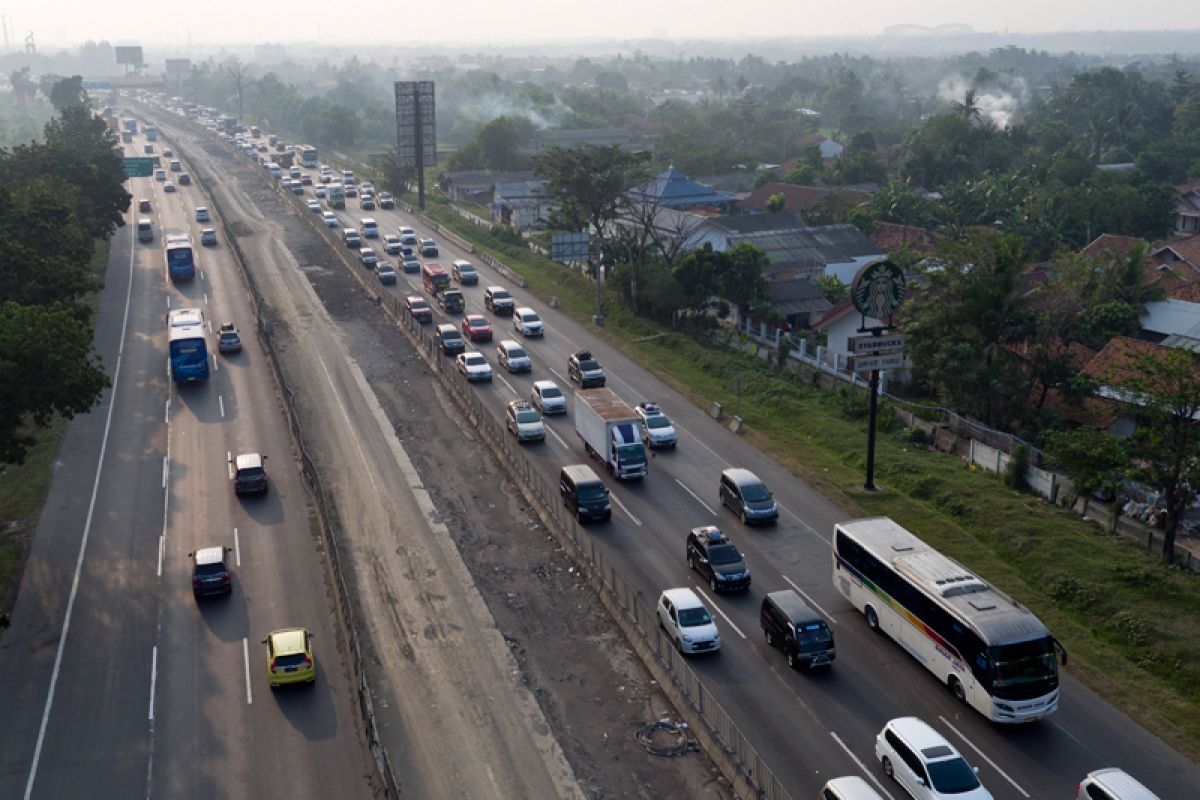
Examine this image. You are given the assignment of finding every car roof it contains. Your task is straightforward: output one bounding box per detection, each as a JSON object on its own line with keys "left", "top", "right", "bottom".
{"left": 515, "top": 306, "right": 537, "bottom": 315}
{"left": 662, "top": 587, "right": 704, "bottom": 610}
{"left": 765, "top": 589, "right": 823, "bottom": 625}
{"left": 466, "top": 314, "right": 487, "bottom": 321}
{"left": 235, "top": 453, "right": 263, "bottom": 470}
{"left": 722, "top": 467, "right": 764, "bottom": 487}
{"left": 690, "top": 525, "right": 728, "bottom": 544}
{"left": 267, "top": 628, "right": 308, "bottom": 655}
{"left": 1084, "top": 768, "right": 1159, "bottom": 798}
{"left": 883, "top": 717, "right": 959, "bottom": 760}
{"left": 533, "top": 380, "right": 558, "bottom": 391}
{"left": 194, "top": 546, "right": 226, "bottom": 566}
{"left": 821, "top": 776, "right": 883, "bottom": 799}
{"left": 499, "top": 339, "right": 523, "bottom": 350}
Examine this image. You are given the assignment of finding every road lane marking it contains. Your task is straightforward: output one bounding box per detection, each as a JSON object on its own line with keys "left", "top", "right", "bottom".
{"left": 218, "top": 395, "right": 225, "bottom": 418}
{"left": 148, "top": 646, "right": 158, "bottom": 721}
{"left": 938, "top": 716, "right": 1029, "bottom": 798}
{"left": 549, "top": 367, "right": 568, "bottom": 384}
{"left": 242, "top": 638, "right": 253, "bottom": 705}
{"left": 829, "top": 731, "right": 894, "bottom": 799}
{"left": 609, "top": 493, "right": 642, "bottom": 526}
{"left": 226, "top": 451, "right": 234, "bottom": 479}
{"left": 164, "top": 398, "right": 170, "bottom": 424}
{"left": 24, "top": 209, "right": 138, "bottom": 800}
{"left": 675, "top": 478, "right": 717, "bottom": 516}
{"left": 161, "top": 455, "right": 168, "bottom": 488}
{"left": 495, "top": 372, "right": 516, "bottom": 395}
{"left": 776, "top": 501, "right": 829, "bottom": 543}
{"left": 211, "top": 354, "right": 218, "bottom": 373}
{"left": 781, "top": 575, "right": 838, "bottom": 624}
{"left": 233, "top": 528, "right": 241, "bottom": 567}
{"left": 203, "top": 292, "right": 208, "bottom": 306}
{"left": 206, "top": 319, "right": 212, "bottom": 333}
{"left": 693, "top": 586, "right": 746, "bottom": 639}
{"left": 546, "top": 425, "right": 569, "bottom": 450}
{"left": 157, "top": 536, "right": 164, "bottom": 578}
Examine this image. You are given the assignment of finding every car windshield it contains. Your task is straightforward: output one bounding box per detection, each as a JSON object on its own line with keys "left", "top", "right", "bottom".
{"left": 645, "top": 416, "right": 669, "bottom": 429}
{"left": 990, "top": 638, "right": 1058, "bottom": 694}
{"left": 238, "top": 467, "right": 265, "bottom": 479}
{"left": 273, "top": 653, "right": 308, "bottom": 669}
{"left": 925, "top": 757, "right": 981, "bottom": 793}
{"left": 580, "top": 360, "right": 600, "bottom": 370}
{"left": 466, "top": 355, "right": 485, "bottom": 365}
{"left": 470, "top": 319, "right": 488, "bottom": 328}
{"left": 508, "top": 347, "right": 527, "bottom": 358}
{"left": 411, "top": 302, "right": 428, "bottom": 311}
{"left": 796, "top": 623, "right": 832, "bottom": 644}
{"left": 541, "top": 386, "right": 562, "bottom": 399}
{"left": 195, "top": 562, "right": 225, "bottom": 576}
{"left": 708, "top": 544, "right": 741, "bottom": 565}
{"left": 577, "top": 485, "right": 607, "bottom": 501}
{"left": 494, "top": 290, "right": 510, "bottom": 299}
{"left": 516, "top": 410, "right": 539, "bottom": 424}
{"left": 741, "top": 483, "right": 771, "bottom": 502}
{"left": 678, "top": 607, "right": 713, "bottom": 627}
{"left": 617, "top": 444, "right": 646, "bottom": 464}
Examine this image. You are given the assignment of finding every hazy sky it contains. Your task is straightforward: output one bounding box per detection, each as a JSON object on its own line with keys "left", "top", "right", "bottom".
{"left": 0, "top": 1, "right": 1188, "bottom": 48}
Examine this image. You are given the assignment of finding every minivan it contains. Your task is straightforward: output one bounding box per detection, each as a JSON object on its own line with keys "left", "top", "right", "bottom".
{"left": 559, "top": 464, "right": 611, "bottom": 523}
{"left": 342, "top": 228, "right": 362, "bottom": 248}
{"left": 719, "top": 468, "right": 779, "bottom": 524}
{"left": 1076, "top": 768, "right": 1160, "bottom": 800}
{"left": 821, "top": 776, "right": 884, "bottom": 800}
{"left": 875, "top": 717, "right": 992, "bottom": 800}
{"left": 361, "top": 218, "right": 379, "bottom": 238}
{"left": 760, "top": 589, "right": 835, "bottom": 669}
{"left": 137, "top": 218, "right": 154, "bottom": 242}
{"left": 435, "top": 324, "right": 465, "bottom": 355}
{"left": 497, "top": 339, "right": 531, "bottom": 373}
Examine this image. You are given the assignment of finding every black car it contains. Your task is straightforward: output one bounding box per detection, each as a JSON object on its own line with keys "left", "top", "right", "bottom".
{"left": 190, "top": 546, "right": 233, "bottom": 598}
{"left": 686, "top": 526, "right": 751, "bottom": 592}
{"left": 760, "top": 589, "right": 835, "bottom": 669}
{"left": 218, "top": 323, "right": 242, "bottom": 354}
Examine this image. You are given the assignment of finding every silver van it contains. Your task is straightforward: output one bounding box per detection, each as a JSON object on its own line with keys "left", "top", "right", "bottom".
{"left": 1076, "top": 768, "right": 1160, "bottom": 800}
{"left": 821, "top": 776, "right": 884, "bottom": 800}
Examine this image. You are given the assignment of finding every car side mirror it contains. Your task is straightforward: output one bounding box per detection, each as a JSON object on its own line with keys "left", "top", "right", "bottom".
{"left": 915, "top": 778, "right": 926, "bottom": 787}
{"left": 972, "top": 766, "right": 979, "bottom": 774}
{"left": 699, "top": 558, "right": 709, "bottom": 565}
{"left": 260, "top": 637, "right": 268, "bottom": 644}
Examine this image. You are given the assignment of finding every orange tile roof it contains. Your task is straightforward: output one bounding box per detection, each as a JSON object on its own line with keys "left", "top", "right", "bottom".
{"left": 739, "top": 182, "right": 832, "bottom": 212}
{"left": 1154, "top": 235, "right": 1200, "bottom": 271}
{"left": 1080, "top": 233, "right": 1144, "bottom": 259}
{"left": 1082, "top": 336, "right": 1184, "bottom": 387}
{"left": 1167, "top": 280, "right": 1200, "bottom": 303}
{"left": 869, "top": 221, "right": 942, "bottom": 255}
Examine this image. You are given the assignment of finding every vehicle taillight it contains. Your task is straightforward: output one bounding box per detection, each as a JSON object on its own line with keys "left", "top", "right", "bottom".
{"left": 303, "top": 656, "right": 313, "bottom": 668}
{"left": 220, "top": 573, "right": 230, "bottom": 583}
{"left": 269, "top": 658, "right": 279, "bottom": 672}
{"left": 193, "top": 576, "right": 203, "bottom": 588}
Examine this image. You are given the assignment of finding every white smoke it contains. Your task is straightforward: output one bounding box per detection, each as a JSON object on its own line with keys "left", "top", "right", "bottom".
{"left": 451, "top": 90, "right": 567, "bottom": 130}
{"left": 937, "top": 74, "right": 1028, "bottom": 129}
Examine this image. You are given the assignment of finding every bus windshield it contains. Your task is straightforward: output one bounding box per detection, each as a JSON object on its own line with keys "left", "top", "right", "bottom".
{"left": 990, "top": 638, "right": 1058, "bottom": 699}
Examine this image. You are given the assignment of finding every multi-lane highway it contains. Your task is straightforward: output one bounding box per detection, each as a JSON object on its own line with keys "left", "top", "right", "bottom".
{"left": 231, "top": 130, "right": 1200, "bottom": 797}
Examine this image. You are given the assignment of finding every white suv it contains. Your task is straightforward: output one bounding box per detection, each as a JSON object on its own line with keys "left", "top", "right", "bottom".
{"left": 875, "top": 717, "right": 991, "bottom": 800}
{"left": 513, "top": 307, "right": 544, "bottom": 337}
{"left": 656, "top": 588, "right": 720, "bottom": 655}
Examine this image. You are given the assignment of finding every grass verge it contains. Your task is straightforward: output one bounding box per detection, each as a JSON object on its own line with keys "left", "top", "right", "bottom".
{"left": 413, "top": 196, "right": 1200, "bottom": 760}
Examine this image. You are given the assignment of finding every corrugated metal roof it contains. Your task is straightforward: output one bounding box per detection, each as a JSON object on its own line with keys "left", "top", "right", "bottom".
{"left": 733, "top": 224, "right": 882, "bottom": 266}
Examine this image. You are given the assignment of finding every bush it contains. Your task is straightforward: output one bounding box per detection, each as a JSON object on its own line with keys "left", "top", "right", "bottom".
{"left": 836, "top": 387, "right": 871, "bottom": 420}
{"left": 488, "top": 225, "right": 525, "bottom": 247}
{"left": 906, "top": 426, "right": 930, "bottom": 446}
{"left": 1003, "top": 443, "right": 1029, "bottom": 490}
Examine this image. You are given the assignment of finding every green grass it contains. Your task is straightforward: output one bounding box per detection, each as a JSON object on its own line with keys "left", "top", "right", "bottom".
{"left": 413, "top": 198, "right": 1200, "bottom": 759}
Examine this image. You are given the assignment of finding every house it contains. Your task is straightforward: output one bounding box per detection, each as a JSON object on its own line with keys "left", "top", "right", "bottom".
{"left": 868, "top": 221, "right": 942, "bottom": 255}
{"left": 1081, "top": 336, "right": 1197, "bottom": 434}
{"left": 1151, "top": 235, "right": 1200, "bottom": 277}
{"left": 780, "top": 134, "right": 845, "bottom": 166}
{"left": 523, "top": 127, "right": 645, "bottom": 156}
{"left": 1175, "top": 182, "right": 1200, "bottom": 235}
{"left": 811, "top": 299, "right": 893, "bottom": 381}
{"left": 738, "top": 182, "right": 834, "bottom": 214}
{"left": 492, "top": 180, "right": 552, "bottom": 229}
{"left": 440, "top": 170, "right": 535, "bottom": 204}
{"left": 628, "top": 169, "right": 737, "bottom": 214}
{"left": 1080, "top": 233, "right": 1145, "bottom": 260}
{"left": 767, "top": 280, "right": 832, "bottom": 330}
{"left": 736, "top": 224, "right": 884, "bottom": 284}
{"left": 680, "top": 210, "right": 809, "bottom": 252}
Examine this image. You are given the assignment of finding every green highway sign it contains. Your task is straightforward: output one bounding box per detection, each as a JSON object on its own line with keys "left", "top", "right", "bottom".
{"left": 123, "top": 157, "right": 155, "bottom": 178}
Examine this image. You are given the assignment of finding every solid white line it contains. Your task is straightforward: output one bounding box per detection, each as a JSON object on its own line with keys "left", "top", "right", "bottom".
{"left": 218, "top": 395, "right": 225, "bottom": 418}
{"left": 233, "top": 527, "right": 241, "bottom": 567}
{"left": 609, "top": 493, "right": 642, "bottom": 526}
{"left": 828, "top": 731, "right": 895, "bottom": 800}
{"left": 549, "top": 367, "right": 568, "bottom": 385}
{"left": 938, "top": 716, "right": 1030, "bottom": 798}
{"left": 242, "top": 638, "right": 253, "bottom": 705}
{"left": 781, "top": 575, "right": 838, "bottom": 624}
{"left": 776, "top": 501, "right": 830, "bottom": 543}
{"left": 161, "top": 455, "right": 168, "bottom": 489}
{"left": 23, "top": 211, "right": 138, "bottom": 800}
{"left": 495, "top": 372, "right": 516, "bottom": 395}
{"left": 545, "top": 424, "right": 569, "bottom": 450}
{"left": 148, "top": 646, "right": 158, "bottom": 721}
{"left": 675, "top": 478, "right": 717, "bottom": 516}
{"left": 693, "top": 586, "right": 746, "bottom": 639}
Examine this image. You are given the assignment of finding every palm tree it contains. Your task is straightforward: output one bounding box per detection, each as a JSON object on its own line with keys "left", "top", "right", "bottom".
{"left": 952, "top": 89, "right": 981, "bottom": 124}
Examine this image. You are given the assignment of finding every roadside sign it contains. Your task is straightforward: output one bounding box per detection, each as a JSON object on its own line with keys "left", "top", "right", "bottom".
{"left": 551, "top": 232, "right": 590, "bottom": 263}
{"left": 850, "top": 333, "right": 906, "bottom": 355}
{"left": 850, "top": 352, "right": 908, "bottom": 372}
{"left": 123, "top": 157, "right": 155, "bottom": 177}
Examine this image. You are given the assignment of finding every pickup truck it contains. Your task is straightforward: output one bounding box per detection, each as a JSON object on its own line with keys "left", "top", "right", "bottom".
{"left": 568, "top": 350, "right": 606, "bottom": 388}
{"left": 575, "top": 388, "right": 647, "bottom": 480}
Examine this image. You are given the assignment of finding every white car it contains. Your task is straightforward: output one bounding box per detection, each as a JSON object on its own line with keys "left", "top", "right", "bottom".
{"left": 506, "top": 400, "right": 545, "bottom": 443}
{"left": 306, "top": 200, "right": 321, "bottom": 212}
{"left": 384, "top": 234, "right": 402, "bottom": 255}
{"left": 513, "top": 307, "right": 544, "bottom": 337}
{"left": 456, "top": 351, "right": 493, "bottom": 382}
{"left": 635, "top": 402, "right": 678, "bottom": 449}
{"left": 875, "top": 717, "right": 992, "bottom": 800}
{"left": 314, "top": 186, "right": 327, "bottom": 198}
{"left": 656, "top": 588, "right": 720, "bottom": 655}
{"left": 322, "top": 211, "right": 339, "bottom": 227}
{"left": 530, "top": 380, "right": 566, "bottom": 414}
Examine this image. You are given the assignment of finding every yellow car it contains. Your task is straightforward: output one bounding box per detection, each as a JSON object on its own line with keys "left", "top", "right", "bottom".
{"left": 262, "top": 628, "right": 316, "bottom": 688}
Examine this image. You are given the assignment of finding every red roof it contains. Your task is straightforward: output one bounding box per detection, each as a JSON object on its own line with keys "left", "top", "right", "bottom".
{"left": 869, "top": 221, "right": 942, "bottom": 255}
{"left": 738, "top": 182, "right": 831, "bottom": 213}
{"left": 1153, "top": 235, "right": 1200, "bottom": 272}
{"left": 1080, "top": 234, "right": 1144, "bottom": 259}
{"left": 1082, "top": 336, "right": 1181, "bottom": 386}
{"left": 1167, "top": 280, "right": 1200, "bottom": 303}
{"left": 811, "top": 298, "right": 855, "bottom": 331}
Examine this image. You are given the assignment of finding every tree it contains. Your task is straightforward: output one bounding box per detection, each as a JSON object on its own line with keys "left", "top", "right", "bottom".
{"left": 1113, "top": 347, "right": 1200, "bottom": 564}
{"left": 720, "top": 243, "right": 772, "bottom": 313}
{"left": 0, "top": 301, "right": 109, "bottom": 464}
{"left": 1043, "top": 428, "right": 1131, "bottom": 513}
{"left": 0, "top": 177, "right": 96, "bottom": 308}
{"left": 765, "top": 193, "right": 786, "bottom": 212}
{"left": 47, "top": 76, "right": 87, "bottom": 112}
{"left": 952, "top": 88, "right": 982, "bottom": 123}
{"left": 222, "top": 57, "right": 252, "bottom": 121}
{"left": 475, "top": 116, "right": 533, "bottom": 171}
{"left": 672, "top": 244, "right": 723, "bottom": 316}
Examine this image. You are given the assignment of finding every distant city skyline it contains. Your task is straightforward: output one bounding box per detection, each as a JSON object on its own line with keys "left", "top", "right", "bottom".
{"left": 0, "top": 1, "right": 1189, "bottom": 50}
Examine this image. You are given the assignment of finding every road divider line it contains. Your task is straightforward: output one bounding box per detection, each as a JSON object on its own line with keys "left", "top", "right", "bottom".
{"left": 233, "top": 527, "right": 241, "bottom": 567}
{"left": 776, "top": 502, "right": 829, "bottom": 543}
{"left": 495, "top": 373, "right": 517, "bottom": 395}
{"left": 242, "top": 638, "right": 253, "bottom": 705}
{"left": 226, "top": 451, "right": 233, "bottom": 480}
{"left": 218, "top": 395, "right": 225, "bottom": 418}
{"left": 203, "top": 292, "right": 209, "bottom": 306}
{"left": 157, "top": 535, "right": 164, "bottom": 578}
{"left": 211, "top": 354, "right": 218, "bottom": 373}
{"left": 164, "top": 398, "right": 169, "bottom": 424}
{"left": 161, "top": 455, "right": 168, "bottom": 489}
{"left": 781, "top": 575, "right": 838, "bottom": 625}
{"left": 23, "top": 209, "right": 138, "bottom": 800}
{"left": 829, "top": 731, "right": 894, "bottom": 800}
{"left": 938, "top": 716, "right": 1029, "bottom": 798}
{"left": 549, "top": 367, "right": 568, "bottom": 384}
{"left": 609, "top": 493, "right": 642, "bottom": 526}
{"left": 693, "top": 586, "right": 747, "bottom": 639}
{"left": 545, "top": 425, "right": 569, "bottom": 450}
{"left": 148, "top": 646, "right": 158, "bottom": 721}
{"left": 206, "top": 319, "right": 212, "bottom": 333}
{"left": 675, "top": 478, "right": 717, "bottom": 516}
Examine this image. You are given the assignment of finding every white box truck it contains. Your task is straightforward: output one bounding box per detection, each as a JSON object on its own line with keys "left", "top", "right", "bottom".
{"left": 575, "top": 388, "right": 648, "bottom": 480}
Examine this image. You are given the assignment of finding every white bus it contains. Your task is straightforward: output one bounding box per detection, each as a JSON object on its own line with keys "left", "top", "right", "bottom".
{"left": 833, "top": 517, "right": 1066, "bottom": 723}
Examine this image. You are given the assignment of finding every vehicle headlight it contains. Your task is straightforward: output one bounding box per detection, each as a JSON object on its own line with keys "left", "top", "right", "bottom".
{"left": 682, "top": 634, "right": 693, "bottom": 642}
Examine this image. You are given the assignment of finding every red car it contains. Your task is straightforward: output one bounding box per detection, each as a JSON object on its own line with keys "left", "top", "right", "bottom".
{"left": 462, "top": 314, "right": 493, "bottom": 342}
{"left": 405, "top": 295, "right": 433, "bottom": 323}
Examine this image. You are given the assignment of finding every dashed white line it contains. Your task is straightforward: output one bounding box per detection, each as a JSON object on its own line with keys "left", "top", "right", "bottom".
{"left": 156, "top": 535, "right": 164, "bottom": 578}
{"left": 781, "top": 575, "right": 838, "bottom": 624}
{"left": 203, "top": 292, "right": 209, "bottom": 305}
{"left": 938, "top": 716, "right": 1029, "bottom": 798}
{"left": 218, "top": 395, "right": 225, "bottom": 418}
{"left": 164, "top": 398, "right": 170, "bottom": 424}
{"left": 242, "top": 638, "right": 253, "bottom": 705}
{"left": 495, "top": 372, "right": 517, "bottom": 395}
{"left": 829, "top": 731, "right": 894, "bottom": 799}
{"left": 675, "top": 478, "right": 717, "bottom": 516}
{"left": 206, "top": 319, "right": 212, "bottom": 333}
{"left": 545, "top": 424, "right": 569, "bottom": 450}
{"left": 609, "top": 493, "right": 642, "bottom": 526}
{"left": 693, "top": 586, "right": 747, "bottom": 639}
{"left": 161, "top": 455, "right": 168, "bottom": 489}
{"left": 549, "top": 367, "right": 568, "bottom": 384}
{"left": 211, "top": 355, "right": 218, "bottom": 373}
{"left": 776, "top": 501, "right": 829, "bottom": 543}
{"left": 233, "top": 527, "right": 241, "bottom": 567}
{"left": 148, "top": 646, "right": 158, "bottom": 721}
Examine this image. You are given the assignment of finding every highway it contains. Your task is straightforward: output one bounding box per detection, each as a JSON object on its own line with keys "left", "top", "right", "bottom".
{"left": 259, "top": 139, "right": 1200, "bottom": 797}
{"left": 0, "top": 132, "right": 376, "bottom": 798}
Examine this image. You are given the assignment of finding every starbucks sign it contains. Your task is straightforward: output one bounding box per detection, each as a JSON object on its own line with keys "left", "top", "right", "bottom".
{"left": 850, "top": 259, "right": 907, "bottom": 320}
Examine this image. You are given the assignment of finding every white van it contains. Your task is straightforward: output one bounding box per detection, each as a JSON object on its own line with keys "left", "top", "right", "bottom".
{"left": 821, "top": 776, "right": 884, "bottom": 800}
{"left": 267, "top": 163, "right": 283, "bottom": 178}
{"left": 1075, "top": 768, "right": 1160, "bottom": 800}
{"left": 360, "top": 218, "right": 379, "bottom": 239}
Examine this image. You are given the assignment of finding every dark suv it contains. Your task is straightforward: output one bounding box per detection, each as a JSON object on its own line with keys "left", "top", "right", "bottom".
{"left": 232, "top": 453, "right": 269, "bottom": 494}
{"left": 760, "top": 589, "right": 835, "bottom": 669}
{"left": 568, "top": 350, "right": 606, "bottom": 388}
{"left": 483, "top": 285, "right": 515, "bottom": 315}
{"left": 190, "top": 546, "right": 233, "bottom": 598}
{"left": 719, "top": 467, "right": 778, "bottom": 524}
{"left": 686, "top": 526, "right": 751, "bottom": 592}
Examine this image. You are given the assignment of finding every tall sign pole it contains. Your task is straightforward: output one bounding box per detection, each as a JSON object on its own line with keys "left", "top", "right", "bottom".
{"left": 394, "top": 81, "right": 436, "bottom": 210}
{"left": 847, "top": 260, "right": 908, "bottom": 491}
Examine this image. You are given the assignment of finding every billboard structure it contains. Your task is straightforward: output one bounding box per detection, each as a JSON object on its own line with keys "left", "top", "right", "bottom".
{"left": 165, "top": 58, "right": 191, "bottom": 94}
{"left": 114, "top": 46, "right": 143, "bottom": 66}
{"left": 394, "top": 80, "right": 436, "bottom": 209}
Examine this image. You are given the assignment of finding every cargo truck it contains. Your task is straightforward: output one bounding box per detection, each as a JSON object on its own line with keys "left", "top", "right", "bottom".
{"left": 574, "top": 389, "right": 648, "bottom": 480}
{"left": 145, "top": 126, "right": 157, "bottom": 141}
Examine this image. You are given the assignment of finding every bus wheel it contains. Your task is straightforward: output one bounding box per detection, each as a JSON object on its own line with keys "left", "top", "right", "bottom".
{"left": 865, "top": 606, "right": 880, "bottom": 632}
{"left": 949, "top": 676, "right": 966, "bottom": 703}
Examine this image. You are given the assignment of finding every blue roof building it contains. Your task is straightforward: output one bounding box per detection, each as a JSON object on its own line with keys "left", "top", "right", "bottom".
{"left": 628, "top": 169, "right": 736, "bottom": 213}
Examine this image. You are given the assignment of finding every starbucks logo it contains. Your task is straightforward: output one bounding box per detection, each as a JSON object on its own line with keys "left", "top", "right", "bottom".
{"left": 851, "top": 259, "right": 906, "bottom": 320}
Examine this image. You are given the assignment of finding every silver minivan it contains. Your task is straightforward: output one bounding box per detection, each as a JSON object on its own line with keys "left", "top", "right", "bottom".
{"left": 1076, "top": 768, "right": 1160, "bottom": 800}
